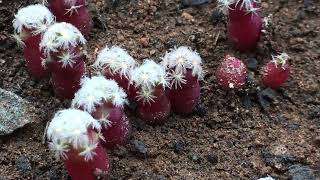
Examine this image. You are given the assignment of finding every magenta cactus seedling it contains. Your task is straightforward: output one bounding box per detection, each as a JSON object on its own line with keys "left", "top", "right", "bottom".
{"left": 162, "top": 46, "right": 203, "bottom": 115}
{"left": 216, "top": 55, "right": 247, "bottom": 89}
{"left": 218, "top": 0, "right": 262, "bottom": 51}
{"left": 47, "top": 0, "right": 92, "bottom": 36}
{"left": 47, "top": 109, "right": 110, "bottom": 180}
{"left": 131, "top": 60, "right": 171, "bottom": 125}
{"left": 40, "top": 22, "right": 86, "bottom": 99}
{"left": 261, "top": 52, "right": 290, "bottom": 89}
{"left": 94, "top": 46, "right": 138, "bottom": 101}
{"left": 72, "top": 76, "right": 130, "bottom": 148}
{"left": 13, "top": 4, "right": 55, "bottom": 78}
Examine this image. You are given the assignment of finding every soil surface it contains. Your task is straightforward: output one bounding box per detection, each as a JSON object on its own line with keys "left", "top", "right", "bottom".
{"left": 0, "top": 0, "right": 320, "bottom": 179}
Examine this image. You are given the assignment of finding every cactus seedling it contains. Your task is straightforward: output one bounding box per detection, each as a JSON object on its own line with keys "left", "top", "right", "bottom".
{"left": 47, "top": 0, "right": 92, "bottom": 36}
{"left": 47, "top": 109, "right": 110, "bottom": 180}
{"left": 162, "top": 46, "right": 203, "bottom": 114}
{"left": 72, "top": 76, "right": 130, "bottom": 148}
{"left": 131, "top": 60, "right": 171, "bottom": 125}
{"left": 261, "top": 53, "right": 290, "bottom": 89}
{"left": 40, "top": 22, "right": 86, "bottom": 99}
{"left": 13, "top": 4, "right": 55, "bottom": 78}
{"left": 217, "top": 0, "right": 262, "bottom": 51}
{"left": 94, "top": 46, "right": 138, "bottom": 101}
{"left": 216, "top": 55, "right": 247, "bottom": 89}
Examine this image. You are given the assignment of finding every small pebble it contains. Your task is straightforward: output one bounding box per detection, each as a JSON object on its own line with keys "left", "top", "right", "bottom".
{"left": 15, "top": 156, "right": 32, "bottom": 175}
{"left": 173, "top": 141, "right": 185, "bottom": 154}
{"left": 181, "top": 0, "right": 208, "bottom": 7}
{"left": 207, "top": 154, "right": 218, "bottom": 165}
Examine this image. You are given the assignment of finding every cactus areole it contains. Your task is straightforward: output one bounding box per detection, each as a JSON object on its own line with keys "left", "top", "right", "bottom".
{"left": 40, "top": 22, "right": 87, "bottom": 99}
{"left": 47, "top": 109, "right": 110, "bottom": 180}
{"left": 13, "top": 4, "right": 55, "bottom": 78}
{"left": 162, "top": 46, "right": 203, "bottom": 114}
{"left": 72, "top": 76, "right": 130, "bottom": 148}
{"left": 218, "top": 0, "right": 262, "bottom": 51}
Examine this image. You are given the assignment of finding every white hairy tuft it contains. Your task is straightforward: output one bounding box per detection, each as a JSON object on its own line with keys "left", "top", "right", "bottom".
{"left": 161, "top": 46, "right": 203, "bottom": 88}
{"left": 217, "top": 0, "right": 261, "bottom": 14}
{"left": 47, "top": 109, "right": 101, "bottom": 161}
{"left": 94, "top": 46, "right": 137, "bottom": 78}
{"left": 40, "top": 22, "right": 86, "bottom": 55}
{"left": 72, "top": 76, "right": 127, "bottom": 113}
{"left": 13, "top": 4, "right": 55, "bottom": 35}
{"left": 130, "top": 59, "right": 169, "bottom": 90}
{"left": 257, "top": 176, "right": 275, "bottom": 180}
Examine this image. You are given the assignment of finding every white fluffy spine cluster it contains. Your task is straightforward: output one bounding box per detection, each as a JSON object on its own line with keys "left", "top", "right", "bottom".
{"left": 131, "top": 59, "right": 168, "bottom": 90}
{"left": 94, "top": 46, "right": 136, "bottom": 78}
{"left": 162, "top": 46, "right": 203, "bottom": 88}
{"left": 40, "top": 22, "right": 86, "bottom": 56}
{"left": 272, "top": 52, "right": 289, "bottom": 67}
{"left": 217, "top": 0, "right": 260, "bottom": 14}
{"left": 13, "top": 4, "right": 55, "bottom": 35}
{"left": 72, "top": 76, "right": 127, "bottom": 113}
{"left": 47, "top": 109, "right": 101, "bottom": 161}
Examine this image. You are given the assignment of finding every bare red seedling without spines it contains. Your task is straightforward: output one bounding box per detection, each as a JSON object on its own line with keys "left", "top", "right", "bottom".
{"left": 216, "top": 55, "right": 247, "bottom": 89}
{"left": 47, "top": 109, "right": 110, "bottom": 180}
{"left": 130, "top": 60, "right": 171, "bottom": 125}
{"left": 12, "top": 4, "right": 55, "bottom": 78}
{"left": 72, "top": 76, "right": 130, "bottom": 148}
{"left": 40, "top": 22, "right": 87, "bottom": 99}
{"left": 94, "top": 46, "right": 138, "bottom": 101}
{"left": 47, "top": 0, "right": 92, "bottom": 36}
{"left": 261, "top": 52, "right": 290, "bottom": 89}
{"left": 161, "top": 46, "right": 203, "bottom": 115}
{"left": 217, "top": 0, "right": 262, "bottom": 51}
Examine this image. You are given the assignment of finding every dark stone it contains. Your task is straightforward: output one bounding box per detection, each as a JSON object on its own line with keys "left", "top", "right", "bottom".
{"left": 166, "top": 38, "right": 177, "bottom": 49}
{"left": 211, "top": 9, "right": 223, "bottom": 25}
{"left": 289, "top": 164, "right": 316, "bottom": 180}
{"left": 257, "top": 88, "right": 276, "bottom": 110}
{"left": 207, "top": 154, "right": 218, "bottom": 165}
{"left": 194, "top": 103, "right": 207, "bottom": 117}
{"left": 262, "top": 149, "right": 302, "bottom": 171}
{"left": 241, "top": 93, "right": 252, "bottom": 108}
{"left": 15, "top": 156, "right": 32, "bottom": 175}
{"left": 247, "top": 58, "right": 258, "bottom": 71}
{"left": 130, "top": 140, "right": 147, "bottom": 157}
{"left": 309, "top": 108, "right": 320, "bottom": 120}
{"left": 285, "top": 123, "right": 300, "bottom": 130}
{"left": 48, "top": 169, "right": 60, "bottom": 180}
{"left": 173, "top": 141, "right": 185, "bottom": 154}
{"left": 181, "top": 0, "right": 209, "bottom": 7}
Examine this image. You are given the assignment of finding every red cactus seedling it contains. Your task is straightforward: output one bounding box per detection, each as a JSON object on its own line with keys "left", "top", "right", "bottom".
{"left": 216, "top": 55, "right": 247, "bottom": 89}
{"left": 161, "top": 46, "right": 203, "bottom": 114}
{"left": 40, "top": 22, "right": 87, "bottom": 99}
{"left": 72, "top": 76, "right": 130, "bottom": 148}
{"left": 47, "top": 109, "right": 110, "bottom": 180}
{"left": 131, "top": 60, "right": 171, "bottom": 125}
{"left": 94, "top": 46, "right": 138, "bottom": 101}
{"left": 13, "top": 4, "right": 55, "bottom": 78}
{"left": 217, "top": 0, "right": 262, "bottom": 51}
{"left": 261, "top": 52, "right": 290, "bottom": 89}
{"left": 47, "top": 0, "right": 92, "bottom": 36}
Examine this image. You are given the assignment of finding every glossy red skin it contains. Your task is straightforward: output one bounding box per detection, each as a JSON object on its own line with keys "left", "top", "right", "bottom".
{"left": 216, "top": 55, "right": 247, "bottom": 89}
{"left": 48, "top": 0, "right": 92, "bottom": 36}
{"left": 22, "top": 29, "right": 49, "bottom": 78}
{"left": 64, "top": 144, "right": 110, "bottom": 180}
{"left": 51, "top": 57, "right": 86, "bottom": 99}
{"left": 228, "top": 1, "right": 262, "bottom": 51}
{"left": 168, "top": 70, "right": 200, "bottom": 115}
{"left": 90, "top": 102, "right": 130, "bottom": 148}
{"left": 137, "top": 86, "right": 171, "bottom": 125}
{"left": 103, "top": 69, "right": 137, "bottom": 101}
{"left": 261, "top": 61, "right": 290, "bottom": 89}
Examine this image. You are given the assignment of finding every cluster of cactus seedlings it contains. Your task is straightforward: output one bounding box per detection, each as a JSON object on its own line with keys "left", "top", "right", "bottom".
{"left": 12, "top": 0, "right": 291, "bottom": 178}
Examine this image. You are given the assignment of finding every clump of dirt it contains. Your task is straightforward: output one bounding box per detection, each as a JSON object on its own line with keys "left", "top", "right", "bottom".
{"left": 0, "top": 0, "right": 319, "bottom": 179}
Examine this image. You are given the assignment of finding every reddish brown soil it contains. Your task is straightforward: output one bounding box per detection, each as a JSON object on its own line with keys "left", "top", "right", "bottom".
{"left": 0, "top": 0, "right": 319, "bottom": 179}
